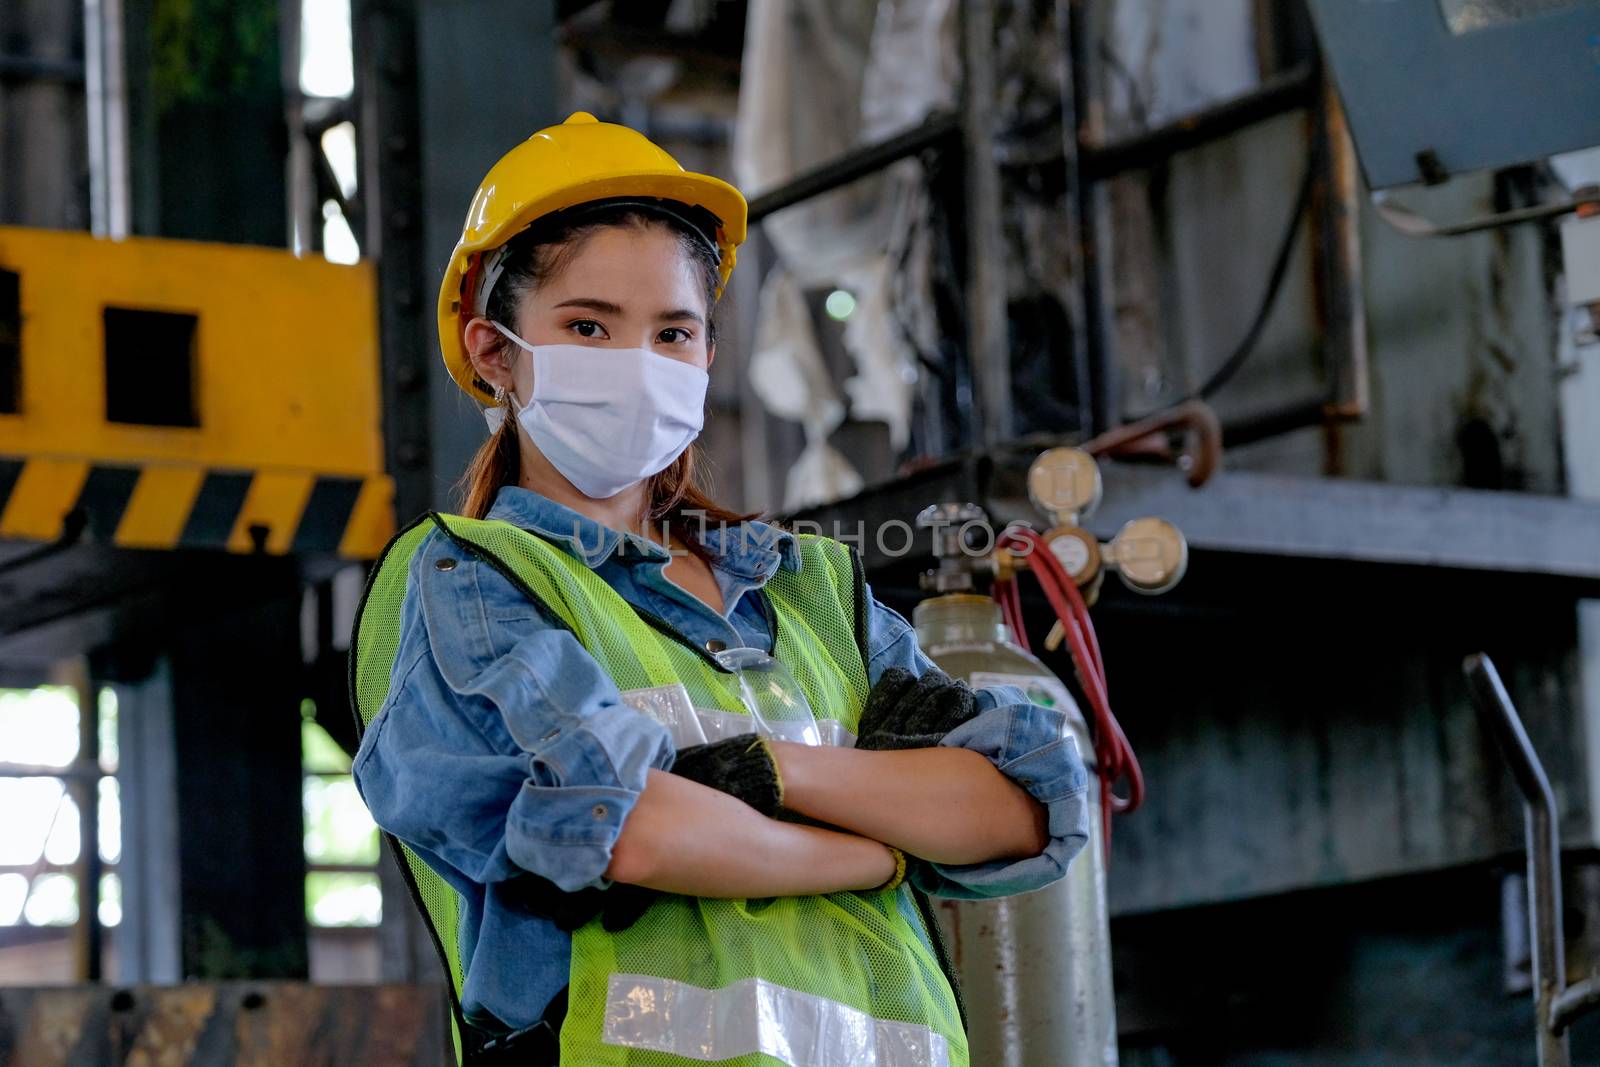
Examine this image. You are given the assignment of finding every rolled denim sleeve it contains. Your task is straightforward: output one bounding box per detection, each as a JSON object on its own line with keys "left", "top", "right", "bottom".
{"left": 864, "top": 590, "right": 1091, "bottom": 899}
{"left": 353, "top": 530, "right": 674, "bottom": 894}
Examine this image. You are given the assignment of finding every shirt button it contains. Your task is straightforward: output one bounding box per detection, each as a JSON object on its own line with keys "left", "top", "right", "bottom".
{"left": 435, "top": 557, "right": 458, "bottom": 572}
{"left": 705, "top": 639, "right": 727, "bottom": 653}
{"left": 592, "top": 804, "right": 608, "bottom": 820}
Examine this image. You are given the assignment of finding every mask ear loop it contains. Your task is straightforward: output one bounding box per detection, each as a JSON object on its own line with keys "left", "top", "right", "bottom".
{"left": 480, "top": 339, "right": 526, "bottom": 433}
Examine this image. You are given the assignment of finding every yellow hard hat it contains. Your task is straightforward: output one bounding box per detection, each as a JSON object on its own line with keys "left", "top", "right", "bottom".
{"left": 437, "top": 111, "right": 748, "bottom": 405}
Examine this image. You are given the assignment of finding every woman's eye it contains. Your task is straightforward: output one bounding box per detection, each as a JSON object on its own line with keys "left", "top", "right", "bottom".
{"left": 570, "top": 320, "right": 606, "bottom": 338}
{"left": 658, "top": 327, "right": 692, "bottom": 344}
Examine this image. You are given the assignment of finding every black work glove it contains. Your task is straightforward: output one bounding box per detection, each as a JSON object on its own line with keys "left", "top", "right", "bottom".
{"left": 503, "top": 872, "right": 660, "bottom": 933}
{"left": 594, "top": 882, "right": 659, "bottom": 932}
{"left": 670, "top": 734, "right": 784, "bottom": 817}
{"left": 855, "top": 667, "right": 979, "bottom": 751}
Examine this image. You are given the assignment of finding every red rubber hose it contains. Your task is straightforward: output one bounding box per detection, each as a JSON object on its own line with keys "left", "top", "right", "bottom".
{"left": 1006, "top": 579, "right": 1031, "bottom": 654}
{"left": 993, "top": 577, "right": 1031, "bottom": 653}
{"left": 997, "top": 527, "right": 1146, "bottom": 852}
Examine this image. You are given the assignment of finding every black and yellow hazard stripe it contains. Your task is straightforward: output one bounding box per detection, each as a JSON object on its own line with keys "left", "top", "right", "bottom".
{"left": 0, "top": 456, "right": 394, "bottom": 559}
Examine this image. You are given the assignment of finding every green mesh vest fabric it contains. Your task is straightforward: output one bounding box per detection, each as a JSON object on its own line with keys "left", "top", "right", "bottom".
{"left": 351, "top": 513, "right": 967, "bottom": 1066}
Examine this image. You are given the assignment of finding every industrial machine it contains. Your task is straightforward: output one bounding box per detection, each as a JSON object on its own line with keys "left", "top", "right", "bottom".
{"left": 915, "top": 446, "right": 1188, "bottom": 1067}
{"left": 0, "top": 226, "right": 392, "bottom": 564}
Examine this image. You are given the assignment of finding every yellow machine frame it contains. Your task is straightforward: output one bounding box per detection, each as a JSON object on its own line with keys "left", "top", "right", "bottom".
{"left": 0, "top": 227, "right": 393, "bottom": 559}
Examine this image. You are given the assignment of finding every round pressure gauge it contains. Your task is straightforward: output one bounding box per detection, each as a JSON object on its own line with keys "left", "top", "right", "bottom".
{"left": 1027, "top": 447, "right": 1103, "bottom": 522}
{"left": 1106, "top": 517, "right": 1188, "bottom": 595}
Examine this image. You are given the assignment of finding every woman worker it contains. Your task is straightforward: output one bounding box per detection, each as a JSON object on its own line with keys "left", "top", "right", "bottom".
{"left": 351, "top": 113, "right": 1090, "bottom": 1067}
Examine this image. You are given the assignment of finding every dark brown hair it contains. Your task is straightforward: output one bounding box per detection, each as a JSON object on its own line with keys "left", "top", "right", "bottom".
{"left": 456, "top": 205, "right": 750, "bottom": 536}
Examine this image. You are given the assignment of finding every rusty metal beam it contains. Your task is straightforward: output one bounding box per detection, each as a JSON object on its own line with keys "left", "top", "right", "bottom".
{"left": 960, "top": 0, "right": 1012, "bottom": 446}
{"left": 1080, "top": 62, "right": 1320, "bottom": 180}
{"left": 0, "top": 983, "right": 446, "bottom": 1065}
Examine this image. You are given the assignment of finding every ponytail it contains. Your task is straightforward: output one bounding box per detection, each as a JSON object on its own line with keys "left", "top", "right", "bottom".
{"left": 457, "top": 412, "right": 521, "bottom": 520}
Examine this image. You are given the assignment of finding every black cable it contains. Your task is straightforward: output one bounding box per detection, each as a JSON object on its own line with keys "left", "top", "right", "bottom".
{"left": 1087, "top": 37, "right": 1321, "bottom": 418}
{"left": 1194, "top": 147, "right": 1319, "bottom": 400}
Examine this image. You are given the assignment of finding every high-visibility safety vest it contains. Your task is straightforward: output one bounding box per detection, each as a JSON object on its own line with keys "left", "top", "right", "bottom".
{"left": 351, "top": 513, "right": 969, "bottom": 1067}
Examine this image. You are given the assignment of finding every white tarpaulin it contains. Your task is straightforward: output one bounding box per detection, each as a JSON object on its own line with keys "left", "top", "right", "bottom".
{"left": 734, "top": 0, "right": 955, "bottom": 505}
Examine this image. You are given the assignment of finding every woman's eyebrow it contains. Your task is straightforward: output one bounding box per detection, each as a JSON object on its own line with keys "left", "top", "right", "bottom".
{"left": 553, "top": 297, "right": 625, "bottom": 315}
{"left": 552, "top": 297, "right": 703, "bottom": 325}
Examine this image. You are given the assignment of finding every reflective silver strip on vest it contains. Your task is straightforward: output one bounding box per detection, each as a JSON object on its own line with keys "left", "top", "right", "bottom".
{"left": 619, "top": 684, "right": 705, "bottom": 747}
{"left": 620, "top": 685, "right": 856, "bottom": 749}
{"left": 602, "top": 973, "right": 951, "bottom": 1067}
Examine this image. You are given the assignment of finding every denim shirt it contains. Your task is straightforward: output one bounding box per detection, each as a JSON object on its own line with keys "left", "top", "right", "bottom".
{"left": 353, "top": 485, "right": 1090, "bottom": 1032}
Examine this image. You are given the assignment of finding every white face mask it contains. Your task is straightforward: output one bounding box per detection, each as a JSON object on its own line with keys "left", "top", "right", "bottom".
{"left": 485, "top": 322, "right": 709, "bottom": 500}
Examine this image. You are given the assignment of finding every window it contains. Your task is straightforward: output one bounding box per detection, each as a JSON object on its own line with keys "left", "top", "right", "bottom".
{"left": 299, "top": 0, "right": 353, "bottom": 100}
{"left": 319, "top": 122, "right": 361, "bottom": 265}
{"left": 302, "top": 700, "right": 380, "bottom": 928}
{"left": 298, "top": 0, "right": 361, "bottom": 265}
{"left": 0, "top": 686, "right": 121, "bottom": 980}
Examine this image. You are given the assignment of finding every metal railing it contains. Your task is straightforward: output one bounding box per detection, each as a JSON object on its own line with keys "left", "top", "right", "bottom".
{"left": 1466, "top": 653, "right": 1600, "bottom": 1067}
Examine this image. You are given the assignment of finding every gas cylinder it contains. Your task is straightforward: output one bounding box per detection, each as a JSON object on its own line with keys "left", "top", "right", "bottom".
{"left": 915, "top": 592, "right": 1118, "bottom": 1067}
